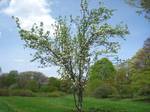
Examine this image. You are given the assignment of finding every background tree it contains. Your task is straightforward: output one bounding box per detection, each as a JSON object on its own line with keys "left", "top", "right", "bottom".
{"left": 14, "top": 0, "right": 128, "bottom": 111}
{"left": 115, "top": 65, "right": 133, "bottom": 98}
{"left": 17, "top": 71, "right": 48, "bottom": 91}
{"left": 89, "top": 58, "right": 116, "bottom": 80}
{"left": 47, "top": 77, "right": 60, "bottom": 92}
{"left": 86, "top": 58, "right": 116, "bottom": 96}
{"left": 0, "top": 70, "right": 18, "bottom": 88}
{"left": 143, "top": 37, "right": 150, "bottom": 68}
{"left": 131, "top": 37, "right": 150, "bottom": 70}
{"left": 131, "top": 69, "right": 150, "bottom": 97}
{"left": 129, "top": 37, "right": 150, "bottom": 97}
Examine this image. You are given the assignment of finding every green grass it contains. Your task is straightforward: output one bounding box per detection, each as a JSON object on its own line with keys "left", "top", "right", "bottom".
{"left": 0, "top": 96, "right": 149, "bottom": 112}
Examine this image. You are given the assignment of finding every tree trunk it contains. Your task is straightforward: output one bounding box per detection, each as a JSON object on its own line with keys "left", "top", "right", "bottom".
{"left": 73, "top": 83, "right": 83, "bottom": 112}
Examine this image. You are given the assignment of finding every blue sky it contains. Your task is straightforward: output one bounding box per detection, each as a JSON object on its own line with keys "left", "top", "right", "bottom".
{"left": 0, "top": 0, "right": 150, "bottom": 77}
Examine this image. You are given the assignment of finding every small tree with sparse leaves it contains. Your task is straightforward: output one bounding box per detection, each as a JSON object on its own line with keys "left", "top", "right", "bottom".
{"left": 14, "top": 0, "right": 129, "bottom": 112}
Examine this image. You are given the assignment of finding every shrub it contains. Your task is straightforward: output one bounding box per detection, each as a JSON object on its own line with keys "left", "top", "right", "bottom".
{"left": 138, "top": 85, "right": 150, "bottom": 96}
{"left": 10, "top": 89, "right": 35, "bottom": 97}
{"left": 59, "top": 79, "right": 73, "bottom": 94}
{"left": 48, "top": 91, "right": 66, "bottom": 97}
{"left": 85, "top": 79, "right": 102, "bottom": 96}
{"left": 0, "top": 89, "right": 35, "bottom": 97}
{"left": 35, "top": 92, "right": 50, "bottom": 97}
{"left": 40, "top": 85, "right": 50, "bottom": 92}
{"left": 92, "top": 84, "right": 113, "bottom": 98}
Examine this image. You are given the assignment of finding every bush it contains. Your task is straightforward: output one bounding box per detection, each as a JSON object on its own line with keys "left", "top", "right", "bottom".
{"left": 92, "top": 84, "right": 114, "bottom": 98}
{"left": 48, "top": 91, "right": 66, "bottom": 97}
{"left": 86, "top": 79, "right": 102, "bottom": 96}
{"left": 40, "top": 85, "right": 50, "bottom": 92}
{"left": 10, "top": 89, "right": 35, "bottom": 97}
{"left": 0, "top": 89, "right": 35, "bottom": 97}
{"left": 115, "top": 85, "right": 133, "bottom": 99}
{"left": 138, "top": 85, "right": 150, "bottom": 96}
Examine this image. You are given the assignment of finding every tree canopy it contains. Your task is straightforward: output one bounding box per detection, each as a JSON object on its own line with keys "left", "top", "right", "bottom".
{"left": 89, "top": 58, "right": 116, "bottom": 81}
{"left": 131, "top": 37, "right": 150, "bottom": 70}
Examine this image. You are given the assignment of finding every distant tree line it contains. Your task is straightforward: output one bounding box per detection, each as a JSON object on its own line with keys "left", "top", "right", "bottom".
{"left": 86, "top": 37, "right": 150, "bottom": 99}
{"left": 0, "top": 70, "right": 72, "bottom": 97}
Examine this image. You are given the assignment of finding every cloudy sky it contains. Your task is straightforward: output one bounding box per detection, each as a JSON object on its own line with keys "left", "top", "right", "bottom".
{"left": 0, "top": 0, "right": 149, "bottom": 76}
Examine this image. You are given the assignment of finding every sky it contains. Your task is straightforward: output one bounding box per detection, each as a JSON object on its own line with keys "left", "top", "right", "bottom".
{"left": 0, "top": 0, "right": 150, "bottom": 77}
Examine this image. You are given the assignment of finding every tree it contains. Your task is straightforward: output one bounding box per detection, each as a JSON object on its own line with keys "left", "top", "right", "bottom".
{"left": 115, "top": 66, "right": 133, "bottom": 98}
{"left": 129, "top": 38, "right": 150, "bottom": 97}
{"left": 131, "top": 37, "right": 150, "bottom": 70}
{"left": 143, "top": 37, "right": 150, "bottom": 68}
{"left": 89, "top": 58, "right": 116, "bottom": 80}
{"left": 125, "top": 0, "right": 150, "bottom": 21}
{"left": 17, "top": 71, "right": 48, "bottom": 91}
{"left": 86, "top": 58, "right": 116, "bottom": 95}
{"left": 47, "top": 77, "right": 60, "bottom": 92}
{"left": 131, "top": 69, "right": 150, "bottom": 96}
{"left": 14, "top": 0, "right": 128, "bottom": 111}
{"left": 27, "top": 80, "right": 39, "bottom": 92}
{"left": 0, "top": 71, "right": 18, "bottom": 88}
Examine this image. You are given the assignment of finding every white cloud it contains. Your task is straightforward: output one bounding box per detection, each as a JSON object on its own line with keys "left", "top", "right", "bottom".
{"left": 2, "top": 0, "right": 55, "bottom": 33}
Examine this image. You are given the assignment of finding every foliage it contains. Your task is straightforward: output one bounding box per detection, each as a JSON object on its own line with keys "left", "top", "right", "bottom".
{"left": 10, "top": 89, "right": 35, "bottom": 97}
{"left": 86, "top": 79, "right": 102, "bottom": 96}
{"left": 0, "top": 89, "right": 35, "bottom": 97}
{"left": 27, "top": 80, "right": 39, "bottom": 92}
{"left": 0, "top": 70, "right": 75, "bottom": 94}
{"left": 115, "top": 66, "right": 133, "bottom": 98}
{"left": 125, "top": 0, "right": 150, "bottom": 21}
{"left": 89, "top": 58, "right": 116, "bottom": 80}
{"left": 59, "top": 79, "right": 73, "bottom": 93}
{"left": 131, "top": 69, "right": 150, "bottom": 96}
{"left": 47, "top": 77, "right": 61, "bottom": 92}
{"left": 48, "top": 91, "right": 66, "bottom": 97}
{"left": 142, "top": 37, "right": 150, "bottom": 68}
{"left": 131, "top": 39, "right": 150, "bottom": 70}
{"left": 0, "top": 71, "right": 18, "bottom": 88}
{"left": 92, "top": 84, "right": 114, "bottom": 98}
{"left": 128, "top": 37, "right": 150, "bottom": 97}
{"left": 86, "top": 58, "right": 116, "bottom": 96}
{"left": 16, "top": 71, "right": 48, "bottom": 91}
{"left": 14, "top": 0, "right": 128, "bottom": 111}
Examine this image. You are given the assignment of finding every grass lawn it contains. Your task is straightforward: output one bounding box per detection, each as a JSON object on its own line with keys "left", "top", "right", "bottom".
{"left": 0, "top": 96, "right": 149, "bottom": 112}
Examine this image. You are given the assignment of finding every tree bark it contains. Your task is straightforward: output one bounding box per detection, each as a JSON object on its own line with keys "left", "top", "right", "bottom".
{"left": 78, "top": 85, "right": 83, "bottom": 112}
{"left": 73, "top": 82, "right": 83, "bottom": 112}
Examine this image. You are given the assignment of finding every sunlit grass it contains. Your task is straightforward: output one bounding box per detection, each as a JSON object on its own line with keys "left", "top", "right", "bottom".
{"left": 0, "top": 96, "right": 149, "bottom": 112}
